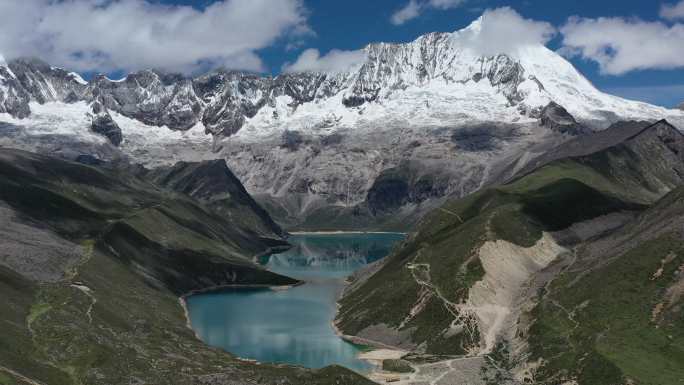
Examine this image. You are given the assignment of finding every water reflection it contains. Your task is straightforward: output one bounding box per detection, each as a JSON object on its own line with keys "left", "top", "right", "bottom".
{"left": 186, "top": 232, "right": 405, "bottom": 372}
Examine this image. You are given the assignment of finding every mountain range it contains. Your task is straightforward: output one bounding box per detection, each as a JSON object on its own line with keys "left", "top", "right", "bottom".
{"left": 1, "top": 18, "right": 683, "bottom": 230}
{"left": 1, "top": 14, "right": 684, "bottom": 385}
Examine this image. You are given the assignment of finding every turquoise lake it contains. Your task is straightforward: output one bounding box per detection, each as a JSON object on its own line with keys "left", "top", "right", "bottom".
{"left": 186, "top": 232, "right": 406, "bottom": 373}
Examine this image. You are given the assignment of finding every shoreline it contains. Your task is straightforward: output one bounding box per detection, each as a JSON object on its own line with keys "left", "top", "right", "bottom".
{"left": 330, "top": 317, "right": 406, "bottom": 352}
{"left": 177, "top": 235, "right": 407, "bottom": 381}
{"left": 179, "top": 281, "right": 302, "bottom": 333}
{"left": 178, "top": 243, "right": 302, "bottom": 345}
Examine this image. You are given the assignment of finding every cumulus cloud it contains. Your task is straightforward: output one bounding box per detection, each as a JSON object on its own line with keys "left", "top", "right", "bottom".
{"left": 560, "top": 16, "right": 684, "bottom": 75}
{"left": 0, "top": 0, "right": 310, "bottom": 74}
{"left": 390, "top": 0, "right": 465, "bottom": 25}
{"left": 429, "top": 0, "right": 466, "bottom": 10}
{"left": 282, "top": 48, "right": 367, "bottom": 73}
{"left": 457, "top": 7, "right": 556, "bottom": 57}
{"left": 390, "top": 0, "right": 423, "bottom": 25}
{"left": 661, "top": 1, "right": 684, "bottom": 20}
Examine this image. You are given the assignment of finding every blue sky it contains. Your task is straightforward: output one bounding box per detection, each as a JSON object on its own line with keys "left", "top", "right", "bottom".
{"left": 165, "top": 0, "right": 684, "bottom": 107}
{"left": 1, "top": 0, "right": 682, "bottom": 107}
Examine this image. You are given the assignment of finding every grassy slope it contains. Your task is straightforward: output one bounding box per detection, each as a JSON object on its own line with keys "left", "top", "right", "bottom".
{"left": 145, "top": 160, "right": 286, "bottom": 239}
{"left": 0, "top": 149, "right": 372, "bottom": 385}
{"left": 337, "top": 162, "right": 642, "bottom": 354}
{"left": 337, "top": 122, "right": 683, "bottom": 358}
{"left": 528, "top": 189, "right": 684, "bottom": 385}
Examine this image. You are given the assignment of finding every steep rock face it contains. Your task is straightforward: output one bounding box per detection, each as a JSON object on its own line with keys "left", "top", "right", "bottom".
{"left": 539, "top": 101, "right": 586, "bottom": 135}
{"left": 366, "top": 160, "right": 451, "bottom": 215}
{"left": 7, "top": 58, "right": 87, "bottom": 104}
{"left": 89, "top": 101, "right": 123, "bottom": 146}
{"left": 90, "top": 113, "right": 122, "bottom": 146}
{"left": 88, "top": 71, "right": 203, "bottom": 130}
{"left": 222, "top": 122, "right": 563, "bottom": 230}
{"left": 678, "top": 102, "right": 684, "bottom": 111}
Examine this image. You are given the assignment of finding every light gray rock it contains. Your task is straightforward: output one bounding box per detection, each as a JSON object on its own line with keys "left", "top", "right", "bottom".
{"left": 0, "top": 203, "right": 83, "bottom": 283}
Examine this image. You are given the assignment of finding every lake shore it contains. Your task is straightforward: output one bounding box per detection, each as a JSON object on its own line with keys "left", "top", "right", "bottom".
{"left": 181, "top": 232, "right": 408, "bottom": 378}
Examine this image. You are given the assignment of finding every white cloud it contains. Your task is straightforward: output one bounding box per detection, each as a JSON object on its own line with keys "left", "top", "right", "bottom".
{"left": 428, "top": 0, "right": 466, "bottom": 10}
{"left": 0, "top": 0, "right": 310, "bottom": 74}
{"left": 390, "top": 0, "right": 423, "bottom": 25}
{"left": 457, "top": 7, "right": 556, "bottom": 57}
{"left": 560, "top": 16, "right": 684, "bottom": 75}
{"left": 661, "top": 1, "right": 684, "bottom": 20}
{"left": 390, "top": 0, "right": 465, "bottom": 25}
{"left": 282, "top": 49, "right": 367, "bottom": 73}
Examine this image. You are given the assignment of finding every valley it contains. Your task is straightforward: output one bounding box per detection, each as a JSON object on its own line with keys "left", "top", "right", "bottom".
{"left": 0, "top": 8, "right": 683, "bottom": 385}
{"left": 186, "top": 233, "right": 405, "bottom": 373}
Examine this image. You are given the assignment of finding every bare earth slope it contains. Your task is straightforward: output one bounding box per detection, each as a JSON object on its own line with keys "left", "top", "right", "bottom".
{"left": 336, "top": 120, "right": 684, "bottom": 385}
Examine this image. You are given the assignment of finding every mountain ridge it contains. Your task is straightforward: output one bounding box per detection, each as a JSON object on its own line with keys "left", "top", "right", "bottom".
{"left": 1, "top": 17, "right": 683, "bottom": 141}
{"left": 335, "top": 118, "right": 684, "bottom": 384}
{"left": 2, "top": 16, "right": 683, "bottom": 231}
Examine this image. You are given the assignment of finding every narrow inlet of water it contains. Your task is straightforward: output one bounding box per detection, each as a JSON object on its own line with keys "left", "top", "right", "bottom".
{"left": 185, "top": 232, "right": 405, "bottom": 372}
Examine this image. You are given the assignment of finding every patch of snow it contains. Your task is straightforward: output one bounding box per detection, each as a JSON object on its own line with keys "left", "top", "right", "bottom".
{"left": 0, "top": 102, "right": 215, "bottom": 167}
{"left": 0, "top": 101, "right": 102, "bottom": 141}
{"left": 68, "top": 72, "right": 88, "bottom": 85}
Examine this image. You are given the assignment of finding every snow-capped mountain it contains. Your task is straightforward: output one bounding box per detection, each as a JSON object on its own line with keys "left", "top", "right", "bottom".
{"left": 2, "top": 18, "right": 683, "bottom": 140}
{"left": 1, "top": 17, "right": 683, "bottom": 229}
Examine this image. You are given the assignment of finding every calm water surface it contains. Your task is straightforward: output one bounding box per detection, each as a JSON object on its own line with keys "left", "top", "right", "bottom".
{"left": 186, "top": 232, "right": 405, "bottom": 373}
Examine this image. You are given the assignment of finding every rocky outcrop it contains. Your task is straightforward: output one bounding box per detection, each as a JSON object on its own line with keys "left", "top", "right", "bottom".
{"left": 0, "top": 66, "right": 31, "bottom": 118}
{"left": 0, "top": 57, "right": 86, "bottom": 118}
{"left": 90, "top": 114, "right": 122, "bottom": 146}
{"left": 7, "top": 58, "right": 87, "bottom": 103}
{"left": 539, "top": 101, "right": 586, "bottom": 135}
{"left": 366, "top": 161, "right": 451, "bottom": 215}
{"left": 89, "top": 101, "right": 122, "bottom": 146}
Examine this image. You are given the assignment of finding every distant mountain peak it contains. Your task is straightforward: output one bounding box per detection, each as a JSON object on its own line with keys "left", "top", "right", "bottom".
{"left": 1, "top": 26, "right": 683, "bottom": 142}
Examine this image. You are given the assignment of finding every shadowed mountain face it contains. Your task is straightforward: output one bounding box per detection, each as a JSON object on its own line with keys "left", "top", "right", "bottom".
{"left": 0, "top": 148, "right": 373, "bottom": 385}
{"left": 336, "top": 120, "right": 684, "bottom": 385}
{"left": 144, "top": 159, "right": 285, "bottom": 239}
{"left": 2, "top": 18, "right": 684, "bottom": 232}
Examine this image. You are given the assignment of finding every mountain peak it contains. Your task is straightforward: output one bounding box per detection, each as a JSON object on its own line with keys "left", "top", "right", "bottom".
{"left": 459, "top": 15, "right": 484, "bottom": 35}
{"left": 1, "top": 25, "right": 683, "bottom": 139}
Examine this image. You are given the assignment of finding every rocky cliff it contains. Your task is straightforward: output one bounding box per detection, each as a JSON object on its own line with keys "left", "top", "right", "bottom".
{"left": 1, "top": 18, "right": 683, "bottom": 230}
